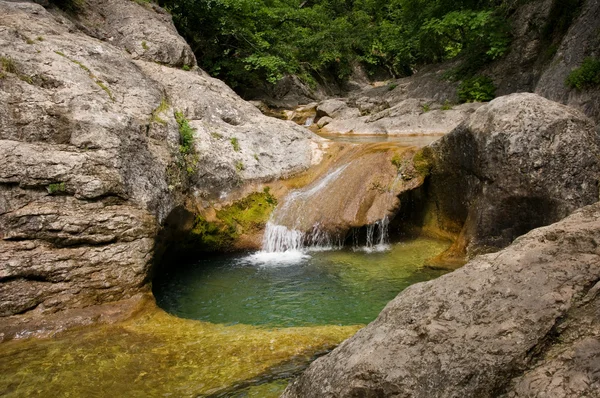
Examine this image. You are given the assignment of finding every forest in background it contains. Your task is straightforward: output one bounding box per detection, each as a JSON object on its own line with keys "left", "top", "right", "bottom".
{"left": 156, "top": 0, "right": 583, "bottom": 93}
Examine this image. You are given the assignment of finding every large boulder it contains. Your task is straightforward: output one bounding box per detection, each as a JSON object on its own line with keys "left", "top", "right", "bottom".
{"left": 425, "top": 93, "right": 600, "bottom": 257}
{"left": 282, "top": 201, "right": 600, "bottom": 398}
{"left": 0, "top": 0, "right": 316, "bottom": 321}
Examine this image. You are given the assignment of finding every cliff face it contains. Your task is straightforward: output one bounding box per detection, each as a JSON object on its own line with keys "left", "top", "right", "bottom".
{"left": 0, "top": 0, "right": 317, "bottom": 321}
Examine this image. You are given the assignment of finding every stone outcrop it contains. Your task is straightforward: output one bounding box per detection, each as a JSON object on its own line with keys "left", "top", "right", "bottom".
{"left": 424, "top": 93, "right": 600, "bottom": 257}
{"left": 320, "top": 98, "right": 481, "bottom": 135}
{"left": 0, "top": 0, "right": 317, "bottom": 321}
{"left": 282, "top": 201, "right": 600, "bottom": 398}
{"left": 271, "top": 144, "right": 425, "bottom": 237}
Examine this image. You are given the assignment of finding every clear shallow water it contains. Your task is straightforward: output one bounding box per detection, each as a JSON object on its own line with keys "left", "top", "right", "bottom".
{"left": 154, "top": 237, "right": 450, "bottom": 327}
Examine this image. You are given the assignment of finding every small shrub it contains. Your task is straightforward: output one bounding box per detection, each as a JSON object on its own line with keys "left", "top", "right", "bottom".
{"left": 37, "top": 36, "right": 44, "bottom": 42}
{"left": 174, "top": 110, "right": 195, "bottom": 154}
{"left": 253, "top": 153, "right": 259, "bottom": 161}
{"left": 182, "top": 64, "right": 191, "bottom": 71}
{"left": 142, "top": 41, "right": 149, "bottom": 51}
{"left": 47, "top": 182, "right": 66, "bottom": 194}
{"left": 387, "top": 83, "right": 398, "bottom": 91}
{"left": 566, "top": 57, "right": 600, "bottom": 90}
{"left": 441, "top": 100, "right": 453, "bottom": 111}
{"left": 235, "top": 161, "right": 245, "bottom": 172}
{"left": 230, "top": 137, "right": 240, "bottom": 152}
{"left": 0, "top": 56, "right": 17, "bottom": 74}
{"left": 458, "top": 76, "right": 496, "bottom": 103}
{"left": 421, "top": 103, "right": 431, "bottom": 113}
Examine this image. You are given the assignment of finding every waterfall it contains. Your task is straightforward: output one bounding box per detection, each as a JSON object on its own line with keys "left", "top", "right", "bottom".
{"left": 258, "top": 154, "right": 402, "bottom": 255}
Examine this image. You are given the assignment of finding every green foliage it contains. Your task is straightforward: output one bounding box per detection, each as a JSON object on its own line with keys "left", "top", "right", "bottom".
{"left": 235, "top": 161, "right": 245, "bottom": 172}
{"left": 142, "top": 41, "right": 149, "bottom": 50}
{"left": 175, "top": 110, "right": 195, "bottom": 155}
{"left": 566, "top": 57, "right": 600, "bottom": 90}
{"left": 230, "top": 137, "right": 241, "bottom": 152}
{"left": 387, "top": 83, "right": 398, "bottom": 91}
{"left": 182, "top": 64, "right": 191, "bottom": 71}
{"left": 441, "top": 100, "right": 453, "bottom": 110}
{"left": 421, "top": 103, "right": 430, "bottom": 112}
{"left": 47, "top": 182, "right": 66, "bottom": 194}
{"left": 158, "top": 0, "right": 516, "bottom": 91}
{"left": 458, "top": 75, "right": 496, "bottom": 102}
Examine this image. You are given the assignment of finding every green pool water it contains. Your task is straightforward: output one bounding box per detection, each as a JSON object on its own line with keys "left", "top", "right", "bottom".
{"left": 154, "top": 237, "right": 450, "bottom": 327}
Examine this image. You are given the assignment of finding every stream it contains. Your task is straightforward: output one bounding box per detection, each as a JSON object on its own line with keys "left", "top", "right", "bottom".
{"left": 0, "top": 135, "right": 452, "bottom": 397}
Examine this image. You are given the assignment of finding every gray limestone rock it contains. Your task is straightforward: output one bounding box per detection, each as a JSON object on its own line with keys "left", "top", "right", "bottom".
{"left": 427, "top": 93, "right": 600, "bottom": 256}
{"left": 282, "top": 201, "right": 600, "bottom": 398}
{"left": 321, "top": 98, "right": 481, "bottom": 135}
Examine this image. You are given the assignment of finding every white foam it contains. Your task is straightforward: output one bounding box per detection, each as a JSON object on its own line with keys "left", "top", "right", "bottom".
{"left": 240, "top": 250, "right": 311, "bottom": 267}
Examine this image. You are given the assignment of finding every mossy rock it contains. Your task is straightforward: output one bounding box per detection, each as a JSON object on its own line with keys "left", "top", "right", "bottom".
{"left": 186, "top": 189, "right": 278, "bottom": 251}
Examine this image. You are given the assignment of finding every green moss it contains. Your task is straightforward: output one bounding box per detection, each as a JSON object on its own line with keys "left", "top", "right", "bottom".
{"left": 37, "top": 36, "right": 44, "bottom": 42}
{"left": 413, "top": 147, "right": 433, "bottom": 177}
{"left": 47, "top": 182, "right": 66, "bottom": 194}
{"left": 0, "top": 305, "right": 359, "bottom": 397}
{"left": 230, "top": 137, "right": 241, "bottom": 152}
{"left": 211, "top": 131, "right": 223, "bottom": 139}
{"left": 188, "top": 190, "right": 277, "bottom": 251}
{"left": 217, "top": 190, "right": 277, "bottom": 232}
{"left": 391, "top": 154, "right": 403, "bottom": 170}
{"left": 566, "top": 57, "right": 600, "bottom": 90}
{"left": 142, "top": 40, "right": 149, "bottom": 51}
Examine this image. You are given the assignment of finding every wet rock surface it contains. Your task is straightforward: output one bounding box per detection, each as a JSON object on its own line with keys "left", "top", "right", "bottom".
{"left": 427, "top": 93, "right": 600, "bottom": 256}
{"left": 282, "top": 201, "right": 600, "bottom": 398}
{"left": 0, "top": 0, "right": 317, "bottom": 323}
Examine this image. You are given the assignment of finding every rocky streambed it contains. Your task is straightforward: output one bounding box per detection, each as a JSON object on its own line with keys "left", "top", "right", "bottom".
{"left": 1, "top": 0, "right": 600, "bottom": 397}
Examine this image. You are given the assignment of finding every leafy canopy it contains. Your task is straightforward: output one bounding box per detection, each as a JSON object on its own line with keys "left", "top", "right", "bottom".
{"left": 158, "top": 0, "right": 515, "bottom": 90}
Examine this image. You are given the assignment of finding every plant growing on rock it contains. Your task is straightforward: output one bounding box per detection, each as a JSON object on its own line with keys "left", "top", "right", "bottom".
{"left": 566, "top": 57, "right": 600, "bottom": 90}
{"left": 1, "top": 56, "right": 17, "bottom": 74}
{"left": 174, "top": 110, "right": 195, "bottom": 155}
{"left": 230, "top": 137, "right": 240, "bottom": 152}
{"left": 47, "top": 182, "right": 66, "bottom": 194}
{"left": 458, "top": 76, "right": 496, "bottom": 102}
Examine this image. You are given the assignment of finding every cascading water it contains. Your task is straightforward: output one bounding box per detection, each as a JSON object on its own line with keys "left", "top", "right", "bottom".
{"left": 257, "top": 159, "right": 402, "bottom": 257}
{"left": 260, "top": 164, "right": 350, "bottom": 254}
